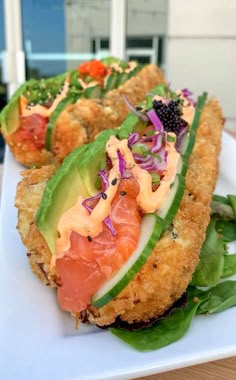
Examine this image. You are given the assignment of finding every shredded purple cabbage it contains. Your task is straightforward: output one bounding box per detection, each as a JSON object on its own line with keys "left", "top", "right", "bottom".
{"left": 133, "top": 146, "right": 167, "bottom": 172}
{"left": 147, "top": 109, "right": 164, "bottom": 132}
{"left": 104, "top": 217, "right": 117, "bottom": 236}
{"left": 181, "top": 88, "right": 196, "bottom": 107}
{"left": 128, "top": 132, "right": 140, "bottom": 147}
{"left": 82, "top": 192, "right": 117, "bottom": 236}
{"left": 117, "top": 149, "right": 126, "bottom": 178}
{"left": 123, "top": 95, "right": 149, "bottom": 122}
{"left": 175, "top": 125, "right": 188, "bottom": 152}
{"left": 149, "top": 133, "right": 166, "bottom": 153}
{"left": 98, "top": 169, "right": 109, "bottom": 191}
{"left": 82, "top": 193, "right": 101, "bottom": 213}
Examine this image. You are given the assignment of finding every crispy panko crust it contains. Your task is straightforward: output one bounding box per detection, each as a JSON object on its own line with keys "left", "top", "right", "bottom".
{"left": 51, "top": 64, "right": 165, "bottom": 161}
{"left": 15, "top": 98, "right": 223, "bottom": 326}
{"left": 2, "top": 64, "right": 165, "bottom": 167}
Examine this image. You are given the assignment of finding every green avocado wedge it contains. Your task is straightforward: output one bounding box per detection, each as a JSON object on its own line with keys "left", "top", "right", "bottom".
{"left": 0, "top": 79, "right": 37, "bottom": 135}
{"left": 78, "top": 129, "right": 117, "bottom": 196}
{"left": 35, "top": 144, "right": 89, "bottom": 254}
{"left": 36, "top": 129, "right": 117, "bottom": 253}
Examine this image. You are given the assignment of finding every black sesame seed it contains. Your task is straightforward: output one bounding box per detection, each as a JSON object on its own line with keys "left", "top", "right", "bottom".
{"left": 120, "top": 191, "right": 127, "bottom": 196}
{"left": 101, "top": 192, "right": 107, "bottom": 199}
{"left": 111, "top": 178, "right": 117, "bottom": 186}
{"left": 87, "top": 236, "right": 93, "bottom": 242}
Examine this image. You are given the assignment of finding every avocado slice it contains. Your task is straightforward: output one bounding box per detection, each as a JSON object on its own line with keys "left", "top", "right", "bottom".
{"left": 0, "top": 79, "right": 37, "bottom": 135}
{"left": 0, "top": 73, "right": 69, "bottom": 136}
{"left": 78, "top": 129, "right": 117, "bottom": 196}
{"left": 36, "top": 128, "right": 117, "bottom": 253}
{"left": 36, "top": 144, "right": 89, "bottom": 254}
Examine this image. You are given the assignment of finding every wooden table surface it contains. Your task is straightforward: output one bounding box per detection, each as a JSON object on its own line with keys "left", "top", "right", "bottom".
{"left": 0, "top": 130, "right": 235, "bottom": 380}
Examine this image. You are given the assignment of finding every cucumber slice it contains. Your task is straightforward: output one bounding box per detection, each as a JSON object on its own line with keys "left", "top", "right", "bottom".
{"left": 179, "top": 131, "right": 194, "bottom": 160}
{"left": 104, "top": 74, "right": 118, "bottom": 92}
{"left": 156, "top": 174, "right": 186, "bottom": 230}
{"left": 92, "top": 214, "right": 163, "bottom": 308}
{"left": 84, "top": 85, "right": 102, "bottom": 99}
{"left": 176, "top": 155, "right": 188, "bottom": 177}
{"left": 179, "top": 92, "right": 207, "bottom": 159}
{"left": 45, "top": 96, "right": 76, "bottom": 151}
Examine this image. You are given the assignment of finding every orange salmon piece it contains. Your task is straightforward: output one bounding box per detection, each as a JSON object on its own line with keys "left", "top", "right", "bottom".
{"left": 56, "top": 177, "right": 141, "bottom": 313}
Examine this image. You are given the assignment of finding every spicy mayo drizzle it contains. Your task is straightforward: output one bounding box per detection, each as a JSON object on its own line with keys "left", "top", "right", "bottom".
{"left": 56, "top": 134, "right": 180, "bottom": 257}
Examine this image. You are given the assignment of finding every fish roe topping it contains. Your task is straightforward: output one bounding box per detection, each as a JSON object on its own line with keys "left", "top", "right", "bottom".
{"left": 78, "top": 60, "right": 108, "bottom": 78}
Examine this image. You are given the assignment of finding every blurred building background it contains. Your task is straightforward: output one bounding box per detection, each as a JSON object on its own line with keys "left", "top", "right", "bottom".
{"left": 0, "top": 0, "right": 235, "bottom": 162}
{"left": 65, "top": 0, "right": 167, "bottom": 70}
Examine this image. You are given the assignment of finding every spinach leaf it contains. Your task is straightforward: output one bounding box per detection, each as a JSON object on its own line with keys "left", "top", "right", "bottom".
{"left": 228, "top": 194, "right": 236, "bottom": 219}
{"left": 197, "top": 281, "right": 236, "bottom": 314}
{"left": 110, "top": 298, "right": 200, "bottom": 352}
{"left": 210, "top": 200, "right": 234, "bottom": 220}
{"left": 212, "top": 194, "right": 230, "bottom": 205}
{"left": 222, "top": 254, "right": 236, "bottom": 278}
{"left": 216, "top": 220, "right": 236, "bottom": 243}
{"left": 191, "top": 219, "right": 225, "bottom": 287}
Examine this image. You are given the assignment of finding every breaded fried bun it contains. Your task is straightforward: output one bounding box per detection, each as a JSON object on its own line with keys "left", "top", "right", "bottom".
{"left": 15, "top": 98, "right": 223, "bottom": 326}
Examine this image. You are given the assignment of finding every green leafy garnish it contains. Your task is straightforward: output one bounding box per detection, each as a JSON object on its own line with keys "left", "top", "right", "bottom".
{"left": 110, "top": 193, "right": 236, "bottom": 351}
{"left": 228, "top": 195, "right": 236, "bottom": 219}
{"left": 167, "top": 134, "right": 176, "bottom": 143}
{"left": 196, "top": 281, "right": 236, "bottom": 314}
{"left": 216, "top": 220, "right": 236, "bottom": 243}
{"left": 151, "top": 173, "right": 160, "bottom": 184}
{"left": 111, "top": 298, "right": 200, "bottom": 352}
{"left": 191, "top": 219, "right": 226, "bottom": 287}
{"left": 222, "top": 254, "right": 236, "bottom": 278}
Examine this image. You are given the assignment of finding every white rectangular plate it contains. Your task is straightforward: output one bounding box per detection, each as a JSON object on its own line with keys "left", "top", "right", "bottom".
{"left": 0, "top": 132, "right": 236, "bottom": 380}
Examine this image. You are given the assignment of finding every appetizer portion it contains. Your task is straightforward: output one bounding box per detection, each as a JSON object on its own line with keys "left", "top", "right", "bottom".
{"left": 0, "top": 58, "right": 165, "bottom": 167}
{"left": 15, "top": 84, "right": 224, "bottom": 327}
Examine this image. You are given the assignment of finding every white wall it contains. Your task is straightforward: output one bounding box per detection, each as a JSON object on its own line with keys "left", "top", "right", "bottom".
{"left": 166, "top": 0, "right": 236, "bottom": 133}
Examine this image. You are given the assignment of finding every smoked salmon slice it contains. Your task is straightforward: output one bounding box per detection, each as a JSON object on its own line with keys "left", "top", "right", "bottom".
{"left": 56, "top": 177, "right": 141, "bottom": 313}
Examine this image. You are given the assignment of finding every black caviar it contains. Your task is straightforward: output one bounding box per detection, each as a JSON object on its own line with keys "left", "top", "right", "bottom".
{"left": 153, "top": 99, "right": 188, "bottom": 135}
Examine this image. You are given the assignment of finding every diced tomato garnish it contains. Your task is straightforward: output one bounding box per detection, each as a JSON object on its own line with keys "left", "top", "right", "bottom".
{"left": 16, "top": 114, "right": 48, "bottom": 151}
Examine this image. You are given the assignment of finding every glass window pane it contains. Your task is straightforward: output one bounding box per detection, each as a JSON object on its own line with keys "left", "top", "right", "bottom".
{"left": 0, "top": 0, "right": 6, "bottom": 111}
{"left": 126, "top": 0, "right": 168, "bottom": 69}
{"left": 0, "top": 0, "right": 6, "bottom": 161}
{"left": 21, "top": 0, "right": 111, "bottom": 79}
